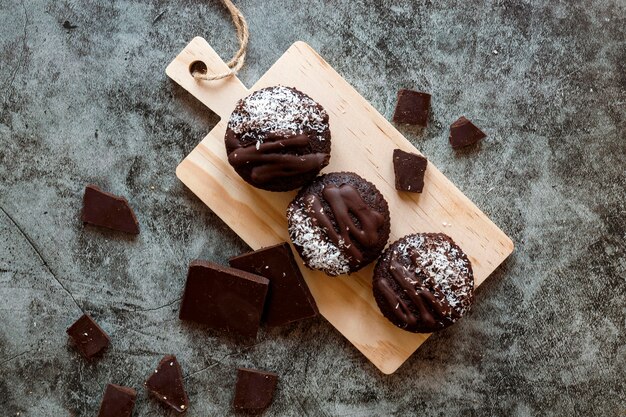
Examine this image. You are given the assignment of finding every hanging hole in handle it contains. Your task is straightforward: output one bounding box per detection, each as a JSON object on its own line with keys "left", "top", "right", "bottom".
{"left": 189, "top": 60, "right": 208, "bottom": 77}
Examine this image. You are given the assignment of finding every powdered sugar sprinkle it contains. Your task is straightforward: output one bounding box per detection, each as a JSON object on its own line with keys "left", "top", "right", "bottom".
{"left": 287, "top": 206, "right": 350, "bottom": 276}
{"left": 394, "top": 234, "right": 473, "bottom": 321}
{"left": 228, "top": 86, "right": 328, "bottom": 147}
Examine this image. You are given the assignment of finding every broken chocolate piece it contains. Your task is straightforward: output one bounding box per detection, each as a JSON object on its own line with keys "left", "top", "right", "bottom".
{"left": 179, "top": 260, "right": 269, "bottom": 339}
{"left": 392, "top": 89, "right": 431, "bottom": 126}
{"left": 449, "top": 116, "right": 486, "bottom": 148}
{"left": 229, "top": 242, "right": 318, "bottom": 327}
{"left": 66, "top": 314, "right": 110, "bottom": 359}
{"left": 233, "top": 368, "right": 278, "bottom": 413}
{"left": 393, "top": 149, "right": 428, "bottom": 193}
{"left": 145, "top": 355, "right": 189, "bottom": 413}
{"left": 97, "top": 384, "right": 137, "bottom": 417}
{"left": 82, "top": 185, "right": 139, "bottom": 234}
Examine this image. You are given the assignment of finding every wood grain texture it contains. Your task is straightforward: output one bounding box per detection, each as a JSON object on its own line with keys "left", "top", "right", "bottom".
{"left": 166, "top": 37, "right": 514, "bottom": 374}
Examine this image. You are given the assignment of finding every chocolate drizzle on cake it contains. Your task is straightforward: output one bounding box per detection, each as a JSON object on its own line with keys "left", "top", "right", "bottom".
{"left": 375, "top": 254, "right": 459, "bottom": 329}
{"left": 306, "top": 184, "right": 385, "bottom": 266}
{"left": 373, "top": 233, "right": 474, "bottom": 333}
{"left": 225, "top": 86, "right": 331, "bottom": 191}
{"left": 226, "top": 131, "right": 329, "bottom": 184}
{"left": 287, "top": 172, "right": 391, "bottom": 276}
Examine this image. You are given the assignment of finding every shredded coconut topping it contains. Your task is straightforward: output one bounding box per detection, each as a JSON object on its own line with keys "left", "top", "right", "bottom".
{"left": 287, "top": 206, "right": 350, "bottom": 276}
{"left": 228, "top": 86, "right": 328, "bottom": 146}
{"left": 395, "top": 234, "right": 473, "bottom": 322}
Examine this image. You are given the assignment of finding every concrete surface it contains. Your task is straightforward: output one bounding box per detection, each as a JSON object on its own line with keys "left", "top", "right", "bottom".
{"left": 1, "top": 0, "right": 624, "bottom": 415}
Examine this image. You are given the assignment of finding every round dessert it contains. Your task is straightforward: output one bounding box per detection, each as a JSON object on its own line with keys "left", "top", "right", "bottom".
{"left": 225, "top": 86, "right": 331, "bottom": 191}
{"left": 372, "top": 233, "right": 474, "bottom": 333}
{"left": 287, "top": 172, "right": 391, "bottom": 276}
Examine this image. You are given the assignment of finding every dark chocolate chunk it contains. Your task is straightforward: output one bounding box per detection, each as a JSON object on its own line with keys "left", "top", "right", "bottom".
{"left": 449, "top": 116, "right": 486, "bottom": 148}
{"left": 372, "top": 233, "right": 474, "bottom": 333}
{"left": 229, "top": 242, "right": 318, "bottom": 327}
{"left": 97, "top": 384, "right": 137, "bottom": 417}
{"left": 179, "top": 260, "right": 269, "bottom": 339}
{"left": 287, "top": 172, "right": 391, "bottom": 276}
{"left": 145, "top": 355, "right": 189, "bottom": 413}
{"left": 66, "top": 314, "right": 110, "bottom": 359}
{"left": 82, "top": 185, "right": 139, "bottom": 234}
{"left": 233, "top": 368, "right": 278, "bottom": 413}
{"left": 393, "top": 149, "right": 428, "bottom": 193}
{"left": 392, "top": 89, "right": 431, "bottom": 126}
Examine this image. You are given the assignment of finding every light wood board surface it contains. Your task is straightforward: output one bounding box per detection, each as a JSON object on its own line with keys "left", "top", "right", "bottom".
{"left": 166, "top": 37, "right": 514, "bottom": 374}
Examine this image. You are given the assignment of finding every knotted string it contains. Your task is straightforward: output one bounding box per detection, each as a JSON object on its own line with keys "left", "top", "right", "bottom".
{"left": 192, "top": 0, "right": 249, "bottom": 81}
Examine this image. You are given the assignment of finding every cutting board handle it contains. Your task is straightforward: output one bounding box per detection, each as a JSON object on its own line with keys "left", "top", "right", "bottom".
{"left": 166, "top": 37, "right": 250, "bottom": 120}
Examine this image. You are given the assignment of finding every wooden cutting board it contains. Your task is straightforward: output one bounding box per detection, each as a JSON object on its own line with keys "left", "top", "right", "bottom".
{"left": 166, "top": 37, "right": 514, "bottom": 374}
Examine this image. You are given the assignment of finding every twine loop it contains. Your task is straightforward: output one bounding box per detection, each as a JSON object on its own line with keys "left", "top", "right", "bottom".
{"left": 193, "top": 0, "right": 249, "bottom": 81}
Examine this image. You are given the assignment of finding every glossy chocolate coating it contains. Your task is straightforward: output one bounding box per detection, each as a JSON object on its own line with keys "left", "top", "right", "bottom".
{"left": 226, "top": 131, "right": 329, "bottom": 184}
{"left": 373, "top": 233, "right": 474, "bottom": 333}
{"left": 307, "top": 183, "right": 385, "bottom": 266}
{"left": 375, "top": 254, "right": 460, "bottom": 329}
{"left": 225, "top": 86, "right": 331, "bottom": 191}
{"left": 287, "top": 172, "right": 391, "bottom": 276}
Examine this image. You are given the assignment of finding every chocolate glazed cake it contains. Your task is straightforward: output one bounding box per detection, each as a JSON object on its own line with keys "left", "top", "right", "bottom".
{"left": 287, "top": 172, "right": 391, "bottom": 276}
{"left": 225, "top": 86, "right": 331, "bottom": 191}
{"left": 373, "top": 233, "right": 474, "bottom": 333}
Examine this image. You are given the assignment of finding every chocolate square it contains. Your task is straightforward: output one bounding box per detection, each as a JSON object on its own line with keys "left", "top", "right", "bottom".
{"left": 179, "top": 260, "right": 269, "bottom": 339}
{"left": 66, "top": 314, "right": 110, "bottom": 359}
{"left": 392, "top": 89, "right": 431, "bottom": 126}
{"left": 229, "top": 243, "right": 318, "bottom": 327}
{"left": 97, "top": 384, "right": 137, "bottom": 417}
{"left": 393, "top": 149, "right": 428, "bottom": 193}
{"left": 233, "top": 368, "right": 278, "bottom": 413}
{"left": 145, "top": 355, "right": 189, "bottom": 413}
{"left": 449, "top": 116, "right": 486, "bottom": 148}
{"left": 82, "top": 184, "right": 140, "bottom": 234}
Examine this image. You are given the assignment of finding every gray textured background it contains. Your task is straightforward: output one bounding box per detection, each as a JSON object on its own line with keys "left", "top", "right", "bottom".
{"left": 1, "top": 0, "right": 624, "bottom": 416}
